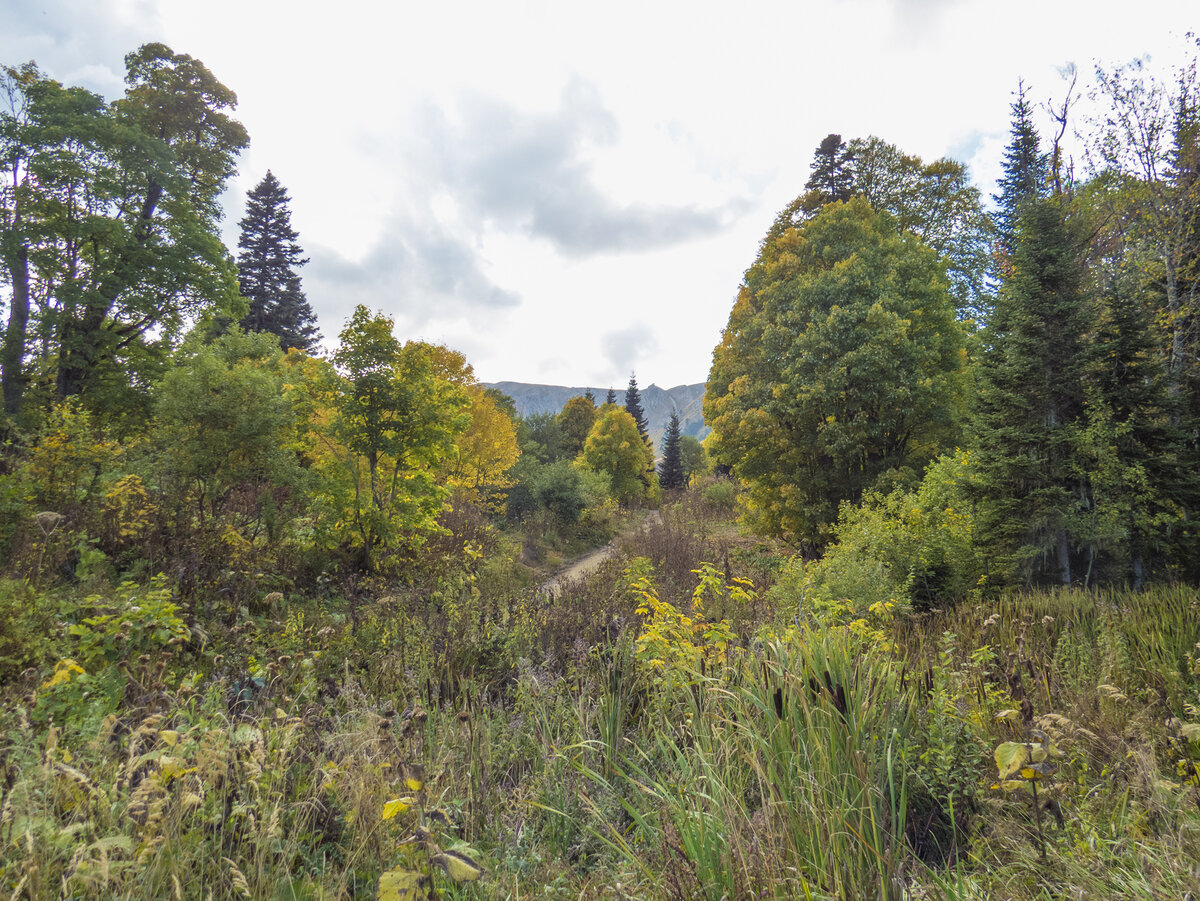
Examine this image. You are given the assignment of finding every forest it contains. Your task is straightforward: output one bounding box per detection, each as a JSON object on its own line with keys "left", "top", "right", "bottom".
{"left": 2, "top": 37, "right": 1200, "bottom": 900}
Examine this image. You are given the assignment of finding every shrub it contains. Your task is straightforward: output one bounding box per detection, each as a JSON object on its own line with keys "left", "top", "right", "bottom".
{"left": 794, "top": 451, "right": 982, "bottom": 613}
{"left": 701, "top": 478, "right": 737, "bottom": 512}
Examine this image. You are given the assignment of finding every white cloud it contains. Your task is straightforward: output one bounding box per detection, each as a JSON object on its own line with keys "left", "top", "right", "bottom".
{"left": 3, "top": 0, "right": 1197, "bottom": 387}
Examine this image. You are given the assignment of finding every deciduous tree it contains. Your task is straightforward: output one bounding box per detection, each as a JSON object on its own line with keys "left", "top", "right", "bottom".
{"left": 443, "top": 383, "right": 521, "bottom": 514}
{"left": 305, "top": 306, "right": 469, "bottom": 570}
{"left": 705, "top": 197, "right": 968, "bottom": 546}
{"left": 579, "top": 405, "right": 654, "bottom": 506}
{"left": 0, "top": 45, "right": 249, "bottom": 417}
{"left": 558, "top": 394, "right": 597, "bottom": 458}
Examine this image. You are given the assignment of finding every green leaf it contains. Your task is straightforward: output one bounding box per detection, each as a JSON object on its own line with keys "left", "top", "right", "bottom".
{"left": 377, "top": 867, "right": 428, "bottom": 901}
{"left": 994, "top": 741, "right": 1031, "bottom": 779}
{"left": 432, "top": 848, "right": 484, "bottom": 882}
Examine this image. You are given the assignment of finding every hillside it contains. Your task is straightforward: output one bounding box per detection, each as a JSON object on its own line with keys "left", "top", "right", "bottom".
{"left": 486, "top": 381, "right": 709, "bottom": 449}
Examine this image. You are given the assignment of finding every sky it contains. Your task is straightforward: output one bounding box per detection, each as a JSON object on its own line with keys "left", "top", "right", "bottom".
{"left": 2, "top": 0, "right": 1196, "bottom": 389}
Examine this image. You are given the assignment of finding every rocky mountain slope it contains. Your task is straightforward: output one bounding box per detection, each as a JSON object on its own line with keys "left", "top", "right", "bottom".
{"left": 486, "top": 381, "right": 709, "bottom": 449}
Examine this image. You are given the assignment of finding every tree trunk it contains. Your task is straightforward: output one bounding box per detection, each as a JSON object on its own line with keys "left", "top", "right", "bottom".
{"left": 1, "top": 244, "right": 30, "bottom": 415}
{"left": 1055, "top": 527, "right": 1072, "bottom": 585}
{"left": 1166, "top": 254, "right": 1184, "bottom": 404}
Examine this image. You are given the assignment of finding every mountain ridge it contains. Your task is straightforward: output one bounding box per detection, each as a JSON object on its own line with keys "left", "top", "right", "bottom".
{"left": 486, "top": 381, "right": 710, "bottom": 450}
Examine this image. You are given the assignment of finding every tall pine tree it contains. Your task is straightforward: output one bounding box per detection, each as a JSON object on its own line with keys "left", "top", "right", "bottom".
{"left": 624, "top": 373, "right": 649, "bottom": 441}
{"left": 972, "top": 197, "right": 1091, "bottom": 585}
{"left": 658, "top": 409, "right": 686, "bottom": 490}
{"left": 237, "top": 171, "right": 321, "bottom": 352}
{"left": 993, "top": 82, "right": 1048, "bottom": 258}
{"left": 802, "top": 133, "right": 856, "bottom": 213}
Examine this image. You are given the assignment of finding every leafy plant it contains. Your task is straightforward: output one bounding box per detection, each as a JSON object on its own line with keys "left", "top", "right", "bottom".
{"left": 378, "top": 763, "right": 485, "bottom": 899}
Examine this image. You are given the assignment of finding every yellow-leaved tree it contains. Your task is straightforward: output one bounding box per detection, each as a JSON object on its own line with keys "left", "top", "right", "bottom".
{"left": 578, "top": 404, "right": 655, "bottom": 507}
{"left": 293, "top": 307, "right": 470, "bottom": 570}
{"left": 442, "top": 384, "right": 521, "bottom": 514}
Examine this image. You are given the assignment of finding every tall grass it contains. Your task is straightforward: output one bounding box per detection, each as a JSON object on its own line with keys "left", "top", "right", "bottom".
{"left": 572, "top": 628, "right": 911, "bottom": 900}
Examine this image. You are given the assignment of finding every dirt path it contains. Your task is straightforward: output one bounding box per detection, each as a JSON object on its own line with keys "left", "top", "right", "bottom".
{"left": 537, "top": 510, "right": 661, "bottom": 599}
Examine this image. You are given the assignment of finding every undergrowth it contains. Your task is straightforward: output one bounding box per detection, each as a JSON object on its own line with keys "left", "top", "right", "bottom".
{"left": 2, "top": 487, "right": 1199, "bottom": 899}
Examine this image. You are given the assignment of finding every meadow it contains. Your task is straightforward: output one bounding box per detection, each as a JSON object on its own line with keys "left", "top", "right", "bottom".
{"left": 3, "top": 480, "right": 1198, "bottom": 900}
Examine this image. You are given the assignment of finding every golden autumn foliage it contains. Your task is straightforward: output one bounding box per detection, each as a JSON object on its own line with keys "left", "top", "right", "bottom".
{"left": 442, "top": 385, "right": 521, "bottom": 514}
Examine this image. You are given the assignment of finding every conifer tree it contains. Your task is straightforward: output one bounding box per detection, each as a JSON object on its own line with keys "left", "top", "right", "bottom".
{"left": 584, "top": 388, "right": 596, "bottom": 406}
{"left": 1081, "top": 266, "right": 1174, "bottom": 585}
{"left": 624, "top": 373, "right": 649, "bottom": 441}
{"left": 237, "top": 171, "right": 321, "bottom": 352}
{"left": 971, "top": 197, "right": 1091, "bottom": 585}
{"left": 802, "top": 133, "right": 856, "bottom": 213}
{"left": 658, "top": 409, "right": 686, "bottom": 490}
{"left": 605, "top": 387, "right": 617, "bottom": 405}
{"left": 993, "top": 82, "right": 1048, "bottom": 257}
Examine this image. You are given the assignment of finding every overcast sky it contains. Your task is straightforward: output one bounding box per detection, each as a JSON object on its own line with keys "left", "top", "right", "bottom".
{"left": 2, "top": 1, "right": 1195, "bottom": 389}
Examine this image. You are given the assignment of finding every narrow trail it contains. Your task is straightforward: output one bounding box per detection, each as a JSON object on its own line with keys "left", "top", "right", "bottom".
{"left": 537, "top": 510, "right": 661, "bottom": 599}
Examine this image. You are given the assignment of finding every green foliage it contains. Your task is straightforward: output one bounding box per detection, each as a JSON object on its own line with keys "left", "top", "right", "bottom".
{"left": 696, "top": 477, "right": 736, "bottom": 514}
{"left": 517, "top": 412, "right": 569, "bottom": 463}
{"left": 623, "top": 373, "right": 649, "bottom": 440}
{"left": 0, "top": 579, "right": 63, "bottom": 679}
{"left": 706, "top": 197, "right": 969, "bottom": 546}
{"left": 657, "top": 410, "right": 686, "bottom": 490}
{"left": 66, "top": 576, "right": 189, "bottom": 671}
{"left": 971, "top": 198, "right": 1092, "bottom": 586}
{"left": 308, "top": 306, "right": 470, "bottom": 569}
{"left": 236, "top": 171, "right": 321, "bottom": 352}
{"left": 677, "top": 434, "right": 708, "bottom": 485}
{"left": 630, "top": 561, "right": 739, "bottom": 678}
{"left": 798, "top": 451, "right": 982, "bottom": 612}
{"left": 578, "top": 404, "right": 655, "bottom": 507}
{"left": 993, "top": 80, "right": 1048, "bottom": 256}
{"left": 556, "top": 394, "right": 596, "bottom": 459}
{"left": 152, "top": 329, "right": 301, "bottom": 530}
{"left": 848, "top": 136, "right": 994, "bottom": 313}
{"left": 0, "top": 45, "right": 249, "bottom": 416}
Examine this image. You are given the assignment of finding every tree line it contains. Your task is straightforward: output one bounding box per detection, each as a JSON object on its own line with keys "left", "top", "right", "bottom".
{"left": 705, "top": 41, "right": 1200, "bottom": 596}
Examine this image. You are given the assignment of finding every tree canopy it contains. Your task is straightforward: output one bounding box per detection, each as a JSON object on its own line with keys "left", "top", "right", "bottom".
{"left": 0, "top": 45, "right": 249, "bottom": 419}
{"left": 705, "top": 197, "right": 969, "bottom": 546}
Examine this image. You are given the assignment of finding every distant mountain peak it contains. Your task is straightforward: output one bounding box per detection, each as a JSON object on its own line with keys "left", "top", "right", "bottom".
{"left": 485, "top": 381, "right": 709, "bottom": 449}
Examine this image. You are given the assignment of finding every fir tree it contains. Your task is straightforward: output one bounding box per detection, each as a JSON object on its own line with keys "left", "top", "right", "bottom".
{"left": 993, "top": 82, "right": 1048, "bottom": 257}
{"left": 237, "top": 171, "right": 321, "bottom": 352}
{"left": 971, "top": 197, "right": 1091, "bottom": 585}
{"left": 605, "top": 387, "right": 617, "bottom": 405}
{"left": 801, "top": 133, "right": 856, "bottom": 213}
{"left": 1083, "top": 266, "right": 1174, "bottom": 586}
{"left": 584, "top": 388, "right": 596, "bottom": 406}
{"left": 658, "top": 409, "right": 686, "bottom": 490}
{"left": 624, "top": 373, "right": 649, "bottom": 441}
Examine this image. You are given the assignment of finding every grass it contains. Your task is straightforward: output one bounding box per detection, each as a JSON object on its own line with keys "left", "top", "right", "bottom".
{"left": 2, "top": 491, "right": 1200, "bottom": 899}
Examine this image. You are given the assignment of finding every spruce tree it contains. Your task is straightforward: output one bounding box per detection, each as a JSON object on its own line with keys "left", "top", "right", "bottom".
{"left": 584, "top": 388, "right": 596, "bottom": 406}
{"left": 1084, "top": 267, "right": 1174, "bottom": 585}
{"left": 624, "top": 373, "right": 649, "bottom": 441}
{"left": 993, "top": 82, "right": 1048, "bottom": 257}
{"left": 605, "top": 387, "right": 617, "bottom": 405}
{"left": 971, "top": 197, "right": 1091, "bottom": 585}
{"left": 801, "top": 133, "right": 856, "bottom": 213}
{"left": 658, "top": 409, "right": 686, "bottom": 490}
{"left": 237, "top": 171, "right": 321, "bottom": 352}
